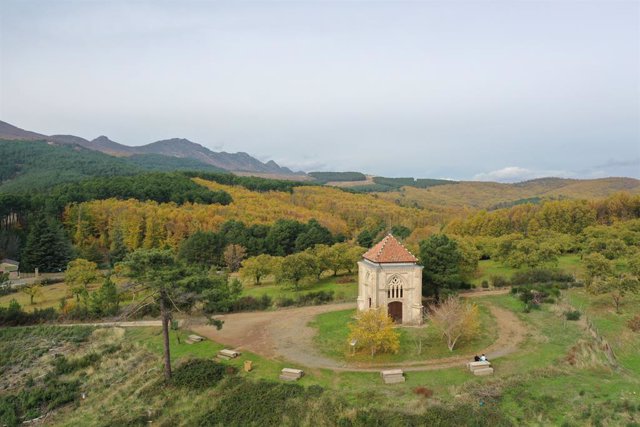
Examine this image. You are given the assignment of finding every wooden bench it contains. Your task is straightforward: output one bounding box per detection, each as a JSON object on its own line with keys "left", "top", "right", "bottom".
{"left": 381, "top": 369, "right": 405, "bottom": 384}
{"left": 217, "top": 349, "right": 240, "bottom": 360}
{"left": 279, "top": 368, "right": 304, "bottom": 381}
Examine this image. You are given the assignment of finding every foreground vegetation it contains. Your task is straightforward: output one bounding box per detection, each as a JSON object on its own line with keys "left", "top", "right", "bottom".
{"left": 2, "top": 285, "right": 639, "bottom": 426}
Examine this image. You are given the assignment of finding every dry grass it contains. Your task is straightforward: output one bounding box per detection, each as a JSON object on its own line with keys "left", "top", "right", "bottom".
{"left": 0, "top": 282, "right": 101, "bottom": 311}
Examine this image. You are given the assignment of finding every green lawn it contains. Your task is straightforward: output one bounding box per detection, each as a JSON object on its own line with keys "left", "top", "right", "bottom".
{"left": 241, "top": 275, "right": 358, "bottom": 302}
{"left": 309, "top": 302, "right": 498, "bottom": 364}
{"left": 473, "top": 254, "right": 584, "bottom": 286}
{"left": 0, "top": 282, "right": 103, "bottom": 311}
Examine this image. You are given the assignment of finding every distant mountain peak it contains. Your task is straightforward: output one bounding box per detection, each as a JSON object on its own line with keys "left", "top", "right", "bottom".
{"left": 0, "top": 119, "right": 304, "bottom": 177}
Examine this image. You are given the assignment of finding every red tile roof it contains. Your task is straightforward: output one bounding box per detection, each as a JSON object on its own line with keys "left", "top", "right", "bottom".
{"left": 362, "top": 234, "right": 418, "bottom": 264}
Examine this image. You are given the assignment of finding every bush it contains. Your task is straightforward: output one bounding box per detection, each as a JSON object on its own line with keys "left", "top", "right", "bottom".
{"left": 196, "top": 378, "right": 320, "bottom": 426}
{"left": 274, "top": 297, "right": 295, "bottom": 307}
{"left": 230, "top": 295, "right": 272, "bottom": 312}
{"left": 171, "top": 359, "right": 234, "bottom": 389}
{"left": 294, "top": 290, "right": 334, "bottom": 306}
{"left": 52, "top": 353, "right": 101, "bottom": 375}
{"left": 0, "top": 378, "right": 79, "bottom": 426}
{"left": 0, "top": 299, "right": 58, "bottom": 326}
{"left": 511, "top": 268, "right": 575, "bottom": 286}
{"left": 335, "top": 276, "right": 355, "bottom": 284}
{"left": 628, "top": 315, "right": 640, "bottom": 332}
{"left": 414, "top": 387, "right": 434, "bottom": 398}
{"left": 490, "top": 276, "right": 510, "bottom": 288}
{"left": 275, "top": 291, "right": 335, "bottom": 308}
{"left": 481, "top": 280, "right": 489, "bottom": 289}
{"left": 565, "top": 310, "right": 581, "bottom": 321}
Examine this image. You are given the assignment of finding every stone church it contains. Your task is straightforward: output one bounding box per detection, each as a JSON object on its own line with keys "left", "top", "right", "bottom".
{"left": 357, "top": 234, "right": 424, "bottom": 325}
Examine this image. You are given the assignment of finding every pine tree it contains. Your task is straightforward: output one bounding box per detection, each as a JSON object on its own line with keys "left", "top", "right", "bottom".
{"left": 21, "top": 214, "right": 72, "bottom": 272}
{"left": 109, "top": 228, "right": 128, "bottom": 265}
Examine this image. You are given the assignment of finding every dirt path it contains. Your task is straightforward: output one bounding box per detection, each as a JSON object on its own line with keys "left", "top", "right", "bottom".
{"left": 191, "top": 290, "right": 529, "bottom": 372}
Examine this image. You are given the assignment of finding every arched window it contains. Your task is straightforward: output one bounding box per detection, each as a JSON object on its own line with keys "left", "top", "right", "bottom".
{"left": 387, "top": 276, "right": 404, "bottom": 299}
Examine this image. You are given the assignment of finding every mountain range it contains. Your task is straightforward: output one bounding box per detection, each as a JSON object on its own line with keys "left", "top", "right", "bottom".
{"left": 0, "top": 120, "right": 301, "bottom": 177}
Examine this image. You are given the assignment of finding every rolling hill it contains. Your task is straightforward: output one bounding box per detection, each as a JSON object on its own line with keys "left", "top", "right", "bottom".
{"left": 0, "top": 120, "right": 300, "bottom": 177}
{"left": 374, "top": 177, "right": 640, "bottom": 210}
{"left": 0, "top": 140, "right": 223, "bottom": 192}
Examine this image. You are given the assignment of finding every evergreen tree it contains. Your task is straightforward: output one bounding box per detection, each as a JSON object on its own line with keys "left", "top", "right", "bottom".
{"left": 21, "top": 214, "right": 72, "bottom": 272}
{"left": 418, "top": 234, "right": 464, "bottom": 301}
{"left": 109, "top": 228, "right": 129, "bottom": 265}
{"left": 294, "top": 219, "right": 334, "bottom": 252}
{"left": 89, "top": 275, "right": 119, "bottom": 316}
{"left": 265, "top": 219, "right": 306, "bottom": 256}
{"left": 178, "top": 231, "right": 225, "bottom": 267}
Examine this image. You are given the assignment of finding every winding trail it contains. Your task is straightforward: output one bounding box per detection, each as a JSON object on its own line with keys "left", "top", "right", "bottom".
{"left": 191, "top": 289, "right": 528, "bottom": 372}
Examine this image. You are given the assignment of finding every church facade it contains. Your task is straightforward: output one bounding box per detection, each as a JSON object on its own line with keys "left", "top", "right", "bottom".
{"left": 356, "top": 234, "right": 424, "bottom": 325}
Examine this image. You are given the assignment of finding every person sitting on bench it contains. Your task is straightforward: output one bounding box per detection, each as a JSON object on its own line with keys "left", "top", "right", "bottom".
{"left": 479, "top": 354, "right": 487, "bottom": 362}
{"left": 474, "top": 355, "right": 480, "bottom": 362}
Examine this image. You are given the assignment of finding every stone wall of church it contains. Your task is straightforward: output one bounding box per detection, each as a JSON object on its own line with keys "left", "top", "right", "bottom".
{"left": 357, "top": 259, "right": 423, "bottom": 325}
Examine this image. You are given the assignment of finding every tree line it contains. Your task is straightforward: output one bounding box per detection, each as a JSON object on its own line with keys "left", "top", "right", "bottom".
{"left": 445, "top": 193, "right": 640, "bottom": 236}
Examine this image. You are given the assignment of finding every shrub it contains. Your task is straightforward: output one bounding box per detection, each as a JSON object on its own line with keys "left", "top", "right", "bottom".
{"left": 230, "top": 295, "right": 272, "bottom": 312}
{"left": 295, "top": 290, "right": 334, "bottom": 306}
{"left": 490, "top": 276, "right": 510, "bottom": 288}
{"left": 565, "top": 310, "right": 581, "bottom": 321}
{"left": 628, "top": 315, "right": 640, "bottom": 332}
{"left": 196, "top": 378, "right": 318, "bottom": 426}
{"left": 414, "top": 387, "right": 434, "bottom": 398}
{"left": 481, "top": 280, "right": 489, "bottom": 289}
{"left": 275, "top": 291, "right": 335, "bottom": 308}
{"left": 0, "top": 378, "right": 79, "bottom": 426}
{"left": 274, "top": 297, "right": 295, "bottom": 307}
{"left": 53, "top": 352, "right": 101, "bottom": 375}
{"left": 335, "top": 276, "right": 355, "bottom": 284}
{"left": 0, "top": 299, "right": 58, "bottom": 326}
{"left": 171, "top": 359, "right": 234, "bottom": 389}
{"left": 511, "top": 269, "right": 574, "bottom": 286}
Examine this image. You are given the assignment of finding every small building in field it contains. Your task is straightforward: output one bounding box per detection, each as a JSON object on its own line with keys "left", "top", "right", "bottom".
{"left": 357, "top": 234, "right": 423, "bottom": 325}
{"left": 0, "top": 258, "right": 19, "bottom": 280}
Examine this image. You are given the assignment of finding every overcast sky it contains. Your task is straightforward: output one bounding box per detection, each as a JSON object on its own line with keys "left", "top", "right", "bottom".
{"left": 1, "top": 1, "right": 638, "bottom": 181}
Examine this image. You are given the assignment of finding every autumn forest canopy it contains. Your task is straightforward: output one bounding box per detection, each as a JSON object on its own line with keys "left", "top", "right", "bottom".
{"left": 0, "top": 138, "right": 639, "bottom": 283}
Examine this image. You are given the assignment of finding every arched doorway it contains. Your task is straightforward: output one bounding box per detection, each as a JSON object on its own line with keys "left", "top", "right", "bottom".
{"left": 388, "top": 301, "right": 402, "bottom": 324}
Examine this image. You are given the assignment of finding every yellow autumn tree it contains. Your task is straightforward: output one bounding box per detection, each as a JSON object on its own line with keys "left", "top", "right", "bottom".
{"left": 429, "top": 296, "right": 480, "bottom": 351}
{"left": 348, "top": 308, "right": 400, "bottom": 357}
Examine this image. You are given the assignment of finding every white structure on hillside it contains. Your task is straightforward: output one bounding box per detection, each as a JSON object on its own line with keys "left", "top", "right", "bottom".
{"left": 356, "top": 234, "right": 423, "bottom": 325}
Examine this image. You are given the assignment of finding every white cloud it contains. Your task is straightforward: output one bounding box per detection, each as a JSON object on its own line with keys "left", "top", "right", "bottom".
{"left": 472, "top": 166, "right": 572, "bottom": 183}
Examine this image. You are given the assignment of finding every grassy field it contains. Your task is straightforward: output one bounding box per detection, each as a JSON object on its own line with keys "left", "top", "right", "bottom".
{"left": 0, "top": 282, "right": 102, "bottom": 311}
{"left": 566, "top": 288, "right": 640, "bottom": 375}
{"left": 241, "top": 275, "right": 358, "bottom": 302}
{"left": 310, "top": 303, "right": 497, "bottom": 364}
{"left": 472, "top": 254, "right": 583, "bottom": 285}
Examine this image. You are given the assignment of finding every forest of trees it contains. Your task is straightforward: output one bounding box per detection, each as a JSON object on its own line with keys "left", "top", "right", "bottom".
{"left": 1, "top": 143, "right": 638, "bottom": 283}
{"left": 308, "top": 171, "right": 367, "bottom": 183}
{"left": 445, "top": 193, "right": 640, "bottom": 236}
{"left": 0, "top": 140, "right": 233, "bottom": 192}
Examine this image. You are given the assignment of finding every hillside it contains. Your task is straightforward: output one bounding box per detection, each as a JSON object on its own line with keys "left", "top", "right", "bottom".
{"left": 0, "top": 120, "right": 299, "bottom": 177}
{"left": 0, "top": 140, "right": 223, "bottom": 192}
{"left": 374, "top": 177, "right": 640, "bottom": 210}
{"left": 62, "top": 178, "right": 450, "bottom": 256}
